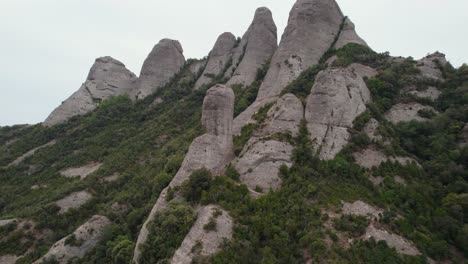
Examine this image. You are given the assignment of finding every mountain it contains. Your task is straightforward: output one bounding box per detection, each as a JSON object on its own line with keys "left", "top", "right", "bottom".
{"left": 1, "top": 0, "right": 467, "bottom": 263}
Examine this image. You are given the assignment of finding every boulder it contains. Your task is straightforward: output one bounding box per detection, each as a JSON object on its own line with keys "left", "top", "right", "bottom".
{"left": 171, "top": 205, "right": 233, "bottom": 264}
{"left": 133, "top": 39, "right": 185, "bottom": 99}
{"left": 0, "top": 255, "right": 20, "bottom": 264}
{"left": 305, "top": 65, "right": 374, "bottom": 160}
{"left": 133, "top": 84, "right": 235, "bottom": 263}
{"left": 194, "top": 33, "right": 237, "bottom": 90}
{"left": 384, "top": 103, "right": 437, "bottom": 124}
{"left": 34, "top": 215, "right": 111, "bottom": 264}
{"left": 44, "top": 57, "right": 137, "bottom": 126}
{"left": 226, "top": 7, "right": 278, "bottom": 87}
{"left": 416, "top": 52, "right": 447, "bottom": 81}
{"left": 0, "top": 219, "right": 17, "bottom": 227}
{"left": 55, "top": 191, "right": 93, "bottom": 214}
{"left": 333, "top": 17, "right": 368, "bottom": 49}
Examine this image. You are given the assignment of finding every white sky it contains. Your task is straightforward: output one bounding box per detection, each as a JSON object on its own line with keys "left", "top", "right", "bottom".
{"left": 1, "top": 0, "right": 467, "bottom": 126}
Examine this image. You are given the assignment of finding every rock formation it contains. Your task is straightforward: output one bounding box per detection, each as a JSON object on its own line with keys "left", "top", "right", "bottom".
{"left": 333, "top": 17, "right": 368, "bottom": 49}
{"left": 363, "top": 118, "right": 383, "bottom": 142}
{"left": 353, "top": 148, "right": 419, "bottom": 169}
{"left": 233, "top": 0, "right": 345, "bottom": 135}
{"left": 44, "top": 57, "right": 137, "bottom": 126}
{"left": 59, "top": 162, "right": 102, "bottom": 180}
{"left": 171, "top": 205, "right": 233, "bottom": 264}
{"left": 416, "top": 52, "right": 447, "bottom": 81}
{"left": 194, "top": 33, "right": 238, "bottom": 90}
{"left": 7, "top": 140, "right": 56, "bottom": 167}
{"left": 34, "top": 215, "right": 111, "bottom": 264}
{"left": 225, "top": 7, "right": 278, "bottom": 88}
{"left": 364, "top": 225, "right": 421, "bottom": 256}
{"left": 405, "top": 86, "right": 441, "bottom": 101}
{"left": 342, "top": 201, "right": 383, "bottom": 219}
{"left": 234, "top": 94, "right": 303, "bottom": 193}
{"left": 55, "top": 191, "right": 93, "bottom": 214}
{"left": 305, "top": 64, "right": 377, "bottom": 160}
{"left": 384, "top": 103, "right": 437, "bottom": 124}
{"left": 133, "top": 39, "right": 185, "bottom": 99}
{"left": 133, "top": 84, "right": 235, "bottom": 263}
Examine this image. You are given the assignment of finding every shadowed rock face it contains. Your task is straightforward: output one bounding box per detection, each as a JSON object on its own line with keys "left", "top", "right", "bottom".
{"left": 333, "top": 17, "right": 368, "bottom": 49}
{"left": 44, "top": 57, "right": 137, "bottom": 126}
{"left": 133, "top": 84, "right": 235, "bottom": 263}
{"left": 256, "top": 0, "right": 344, "bottom": 101}
{"left": 226, "top": 7, "right": 278, "bottom": 87}
{"left": 194, "top": 33, "right": 238, "bottom": 90}
{"left": 134, "top": 39, "right": 185, "bottom": 99}
{"left": 34, "top": 215, "right": 111, "bottom": 264}
{"left": 305, "top": 64, "right": 377, "bottom": 160}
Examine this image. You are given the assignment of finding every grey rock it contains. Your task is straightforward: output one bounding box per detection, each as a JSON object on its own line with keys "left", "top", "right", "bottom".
{"left": 7, "top": 140, "right": 56, "bottom": 167}
{"left": 34, "top": 215, "right": 111, "bottom": 264}
{"left": 226, "top": 7, "right": 278, "bottom": 88}
{"left": 256, "top": 0, "right": 344, "bottom": 101}
{"left": 59, "top": 162, "right": 102, "bottom": 180}
{"left": 234, "top": 139, "right": 293, "bottom": 192}
{"left": 405, "top": 86, "right": 441, "bottom": 101}
{"left": 353, "top": 148, "right": 419, "bottom": 169}
{"left": 55, "top": 191, "right": 93, "bottom": 214}
{"left": 133, "top": 39, "right": 185, "bottom": 99}
{"left": 0, "top": 219, "right": 17, "bottom": 227}
{"left": 305, "top": 65, "right": 374, "bottom": 160}
{"left": 384, "top": 103, "right": 437, "bottom": 124}
{"left": 133, "top": 84, "right": 235, "bottom": 263}
{"left": 232, "top": 97, "right": 277, "bottom": 136}
{"left": 0, "top": 255, "right": 20, "bottom": 264}
{"left": 44, "top": 57, "right": 137, "bottom": 126}
{"left": 189, "top": 59, "right": 207, "bottom": 77}
{"left": 333, "top": 17, "right": 368, "bottom": 49}
{"left": 342, "top": 201, "right": 383, "bottom": 220}
{"left": 364, "top": 224, "right": 421, "bottom": 256}
{"left": 363, "top": 118, "right": 383, "bottom": 142}
{"left": 171, "top": 205, "right": 233, "bottom": 264}
{"left": 416, "top": 52, "right": 447, "bottom": 81}
{"left": 194, "top": 33, "right": 237, "bottom": 90}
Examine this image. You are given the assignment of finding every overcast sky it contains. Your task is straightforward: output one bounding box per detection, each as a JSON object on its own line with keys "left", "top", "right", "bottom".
{"left": 1, "top": 0, "right": 467, "bottom": 126}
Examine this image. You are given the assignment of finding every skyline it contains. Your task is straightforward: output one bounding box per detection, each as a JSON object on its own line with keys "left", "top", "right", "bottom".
{"left": 1, "top": 0, "right": 467, "bottom": 126}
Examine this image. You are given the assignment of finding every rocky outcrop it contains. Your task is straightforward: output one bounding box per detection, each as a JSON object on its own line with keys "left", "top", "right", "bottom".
{"left": 363, "top": 118, "right": 383, "bottom": 142}
{"left": 0, "top": 219, "right": 17, "bottom": 227}
{"left": 342, "top": 201, "right": 383, "bottom": 219}
{"left": 233, "top": 0, "right": 345, "bottom": 134}
{"left": 171, "top": 205, "right": 233, "bottom": 264}
{"left": 234, "top": 94, "right": 303, "bottom": 193}
{"left": 384, "top": 103, "right": 437, "bottom": 124}
{"left": 59, "top": 162, "right": 102, "bottom": 180}
{"left": 133, "top": 84, "right": 235, "bottom": 263}
{"left": 364, "top": 224, "right": 421, "bottom": 256}
{"left": 353, "top": 148, "right": 419, "bottom": 169}
{"left": 133, "top": 39, "right": 185, "bottom": 99}
{"left": 34, "top": 215, "right": 111, "bottom": 264}
{"left": 405, "top": 86, "right": 441, "bottom": 101}
{"left": 44, "top": 57, "right": 137, "bottom": 126}
{"left": 416, "top": 52, "right": 447, "bottom": 81}
{"left": 225, "top": 7, "right": 278, "bottom": 87}
{"left": 55, "top": 191, "right": 93, "bottom": 214}
{"left": 0, "top": 255, "right": 19, "bottom": 264}
{"left": 194, "top": 33, "right": 237, "bottom": 90}
{"left": 333, "top": 17, "right": 368, "bottom": 49}
{"left": 305, "top": 64, "right": 377, "bottom": 160}
{"left": 7, "top": 140, "right": 56, "bottom": 167}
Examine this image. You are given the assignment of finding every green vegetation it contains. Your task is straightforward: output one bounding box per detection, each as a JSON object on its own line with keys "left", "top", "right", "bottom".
{"left": 333, "top": 215, "right": 369, "bottom": 237}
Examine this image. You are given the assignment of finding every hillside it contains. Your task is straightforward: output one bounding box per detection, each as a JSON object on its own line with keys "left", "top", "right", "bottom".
{"left": 0, "top": 0, "right": 467, "bottom": 263}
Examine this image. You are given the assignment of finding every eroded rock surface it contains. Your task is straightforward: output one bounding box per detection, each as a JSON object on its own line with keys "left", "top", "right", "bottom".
{"left": 0, "top": 255, "right": 20, "bottom": 264}
{"left": 305, "top": 65, "right": 375, "bottom": 160}
{"left": 55, "top": 191, "right": 93, "bottom": 214}
{"left": 34, "top": 215, "right": 111, "bottom": 264}
{"left": 7, "top": 140, "right": 56, "bottom": 167}
{"left": 363, "top": 118, "right": 383, "bottom": 142}
{"left": 133, "top": 84, "right": 235, "bottom": 263}
{"left": 0, "top": 219, "right": 17, "bottom": 227}
{"left": 342, "top": 201, "right": 383, "bottom": 219}
{"left": 416, "top": 52, "right": 447, "bottom": 81}
{"left": 384, "top": 103, "right": 437, "bottom": 124}
{"left": 406, "top": 86, "right": 441, "bottom": 101}
{"left": 171, "top": 205, "right": 233, "bottom": 264}
{"left": 226, "top": 7, "right": 278, "bottom": 87}
{"left": 353, "top": 148, "right": 418, "bottom": 169}
{"left": 60, "top": 162, "right": 102, "bottom": 180}
{"left": 194, "top": 33, "right": 237, "bottom": 90}
{"left": 133, "top": 39, "right": 185, "bottom": 99}
{"left": 364, "top": 224, "right": 421, "bottom": 256}
{"left": 333, "top": 17, "right": 367, "bottom": 49}
{"left": 44, "top": 57, "right": 137, "bottom": 126}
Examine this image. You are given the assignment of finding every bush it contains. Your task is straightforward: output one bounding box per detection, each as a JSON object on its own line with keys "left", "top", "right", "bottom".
{"left": 182, "top": 169, "right": 213, "bottom": 203}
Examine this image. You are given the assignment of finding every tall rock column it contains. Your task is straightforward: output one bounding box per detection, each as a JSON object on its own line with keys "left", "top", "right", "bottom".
{"left": 43, "top": 57, "right": 137, "bottom": 126}
{"left": 233, "top": 0, "right": 345, "bottom": 135}
{"left": 194, "top": 33, "right": 238, "bottom": 90}
{"left": 133, "top": 39, "right": 185, "bottom": 99}
{"left": 132, "top": 84, "right": 235, "bottom": 263}
{"left": 225, "top": 7, "right": 278, "bottom": 88}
